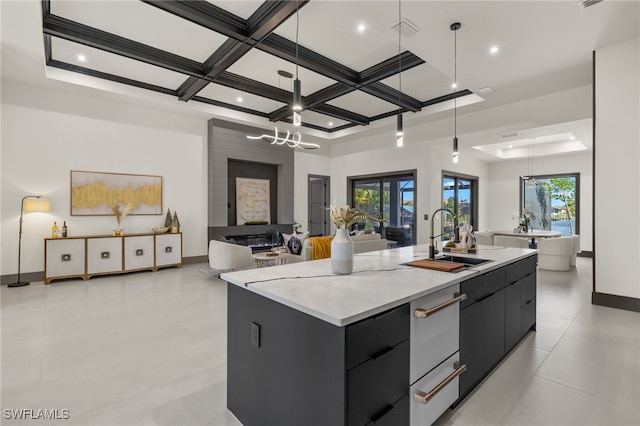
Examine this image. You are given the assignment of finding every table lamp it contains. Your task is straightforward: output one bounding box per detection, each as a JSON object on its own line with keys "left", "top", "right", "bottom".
{"left": 9, "top": 195, "right": 51, "bottom": 287}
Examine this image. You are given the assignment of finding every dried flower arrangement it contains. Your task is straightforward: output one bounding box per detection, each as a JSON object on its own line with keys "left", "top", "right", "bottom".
{"left": 112, "top": 203, "right": 133, "bottom": 227}
{"left": 329, "top": 204, "right": 384, "bottom": 229}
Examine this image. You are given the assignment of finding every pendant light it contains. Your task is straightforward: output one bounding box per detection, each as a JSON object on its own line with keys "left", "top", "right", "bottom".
{"left": 451, "top": 22, "right": 461, "bottom": 163}
{"left": 292, "top": 0, "right": 302, "bottom": 126}
{"left": 527, "top": 138, "right": 538, "bottom": 187}
{"left": 395, "top": 0, "right": 404, "bottom": 147}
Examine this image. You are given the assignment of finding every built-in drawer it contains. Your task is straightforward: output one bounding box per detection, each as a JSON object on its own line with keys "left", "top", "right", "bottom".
{"left": 87, "top": 237, "right": 123, "bottom": 274}
{"left": 347, "top": 339, "right": 409, "bottom": 426}
{"left": 364, "top": 394, "right": 409, "bottom": 426}
{"left": 124, "top": 235, "right": 155, "bottom": 270}
{"left": 460, "top": 267, "right": 505, "bottom": 308}
{"left": 410, "top": 284, "right": 461, "bottom": 384}
{"left": 520, "top": 272, "right": 537, "bottom": 306}
{"left": 505, "top": 255, "right": 538, "bottom": 284}
{"left": 155, "top": 233, "right": 182, "bottom": 267}
{"left": 346, "top": 304, "right": 409, "bottom": 370}
{"left": 520, "top": 298, "right": 536, "bottom": 335}
{"left": 410, "top": 351, "right": 463, "bottom": 426}
{"left": 45, "top": 238, "right": 85, "bottom": 281}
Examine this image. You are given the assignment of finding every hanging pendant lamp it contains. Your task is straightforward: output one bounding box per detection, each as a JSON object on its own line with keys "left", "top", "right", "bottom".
{"left": 396, "top": 0, "right": 404, "bottom": 147}
{"left": 292, "top": 1, "right": 302, "bottom": 126}
{"left": 451, "top": 22, "right": 461, "bottom": 163}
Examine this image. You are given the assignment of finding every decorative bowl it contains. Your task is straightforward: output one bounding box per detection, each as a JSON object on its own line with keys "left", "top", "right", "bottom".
{"left": 152, "top": 227, "right": 169, "bottom": 234}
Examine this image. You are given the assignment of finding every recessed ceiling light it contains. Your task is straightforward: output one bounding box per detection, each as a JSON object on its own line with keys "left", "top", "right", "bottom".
{"left": 329, "top": 121, "right": 334, "bottom": 127}
{"left": 236, "top": 97, "right": 243, "bottom": 103}
{"left": 489, "top": 46, "right": 499, "bottom": 54}
{"left": 77, "top": 54, "right": 86, "bottom": 62}
{"left": 357, "top": 24, "right": 366, "bottom": 33}
{"left": 509, "top": 145, "right": 513, "bottom": 149}
{"left": 570, "top": 135, "right": 575, "bottom": 140}
{"left": 451, "top": 82, "right": 457, "bottom": 89}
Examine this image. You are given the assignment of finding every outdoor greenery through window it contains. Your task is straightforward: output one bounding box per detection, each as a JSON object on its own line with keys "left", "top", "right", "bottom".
{"left": 442, "top": 173, "right": 478, "bottom": 241}
{"left": 520, "top": 174, "right": 579, "bottom": 236}
{"left": 349, "top": 172, "right": 415, "bottom": 247}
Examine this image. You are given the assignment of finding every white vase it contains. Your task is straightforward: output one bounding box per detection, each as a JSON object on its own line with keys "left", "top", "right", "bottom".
{"left": 331, "top": 229, "right": 354, "bottom": 275}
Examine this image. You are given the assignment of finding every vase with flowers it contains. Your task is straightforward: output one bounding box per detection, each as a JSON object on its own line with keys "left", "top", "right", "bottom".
{"left": 329, "top": 204, "right": 384, "bottom": 275}
{"left": 519, "top": 209, "right": 536, "bottom": 233}
{"left": 112, "top": 203, "right": 133, "bottom": 236}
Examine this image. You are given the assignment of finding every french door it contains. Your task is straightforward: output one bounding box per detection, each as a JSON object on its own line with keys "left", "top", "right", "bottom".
{"left": 349, "top": 171, "right": 416, "bottom": 247}
{"left": 442, "top": 173, "right": 478, "bottom": 241}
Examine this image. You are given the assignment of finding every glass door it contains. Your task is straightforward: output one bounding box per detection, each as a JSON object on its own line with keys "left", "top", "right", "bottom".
{"left": 350, "top": 172, "right": 415, "bottom": 247}
{"left": 443, "top": 173, "right": 477, "bottom": 241}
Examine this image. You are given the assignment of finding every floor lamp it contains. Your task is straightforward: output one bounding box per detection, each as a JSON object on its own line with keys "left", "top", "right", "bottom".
{"left": 9, "top": 195, "right": 51, "bottom": 287}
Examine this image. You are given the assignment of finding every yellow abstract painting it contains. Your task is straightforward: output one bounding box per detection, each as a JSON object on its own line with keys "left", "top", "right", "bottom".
{"left": 71, "top": 170, "right": 162, "bottom": 215}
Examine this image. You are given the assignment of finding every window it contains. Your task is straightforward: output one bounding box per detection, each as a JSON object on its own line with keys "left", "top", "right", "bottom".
{"left": 442, "top": 172, "right": 478, "bottom": 240}
{"left": 520, "top": 174, "right": 579, "bottom": 236}
{"left": 349, "top": 171, "right": 416, "bottom": 247}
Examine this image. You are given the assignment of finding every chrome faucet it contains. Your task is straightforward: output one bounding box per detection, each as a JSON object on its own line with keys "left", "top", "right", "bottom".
{"left": 429, "top": 208, "right": 456, "bottom": 260}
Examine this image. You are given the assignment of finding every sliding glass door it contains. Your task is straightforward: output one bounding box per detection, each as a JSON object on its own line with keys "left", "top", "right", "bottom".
{"left": 443, "top": 173, "right": 478, "bottom": 240}
{"left": 349, "top": 171, "right": 416, "bottom": 247}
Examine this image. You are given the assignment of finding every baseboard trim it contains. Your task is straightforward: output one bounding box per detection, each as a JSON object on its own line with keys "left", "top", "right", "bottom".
{"left": 1, "top": 255, "right": 208, "bottom": 285}
{"left": 577, "top": 251, "right": 593, "bottom": 258}
{"left": 1, "top": 271, "right": 44, "bottom": 286}
{"left": 592, "top": 292, "right": 640, "bottom": 313}
{"left": 184, "top": 255, "right": 208, "bottom": 264}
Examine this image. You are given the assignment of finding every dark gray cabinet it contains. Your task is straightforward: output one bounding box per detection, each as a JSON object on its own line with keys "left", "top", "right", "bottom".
{"left": 227, "top": 284, "right": 409, "bottom": 426}
{"left": 459, "top": 268, "right": 506, "bottom": 398}
{"left": 458, "top": 254, "right": 537, "bottom": 401}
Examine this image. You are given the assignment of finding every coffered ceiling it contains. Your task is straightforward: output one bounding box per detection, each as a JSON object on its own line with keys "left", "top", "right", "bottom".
{"left": 2, "top": 0, "right": 639, "bottom": 154}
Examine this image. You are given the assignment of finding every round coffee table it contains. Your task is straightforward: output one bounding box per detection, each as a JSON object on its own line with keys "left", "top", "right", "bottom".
{"left": 252, "top": 252, "right": 291, "bottom": 268}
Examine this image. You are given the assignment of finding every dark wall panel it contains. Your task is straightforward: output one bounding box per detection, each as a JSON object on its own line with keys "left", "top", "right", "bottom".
{"left": 228, "top": 159, "right": 278, "bottom": 225}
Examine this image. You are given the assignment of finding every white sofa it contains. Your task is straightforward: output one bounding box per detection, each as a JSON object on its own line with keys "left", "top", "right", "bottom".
{"left": 296, "top": 233, "right": 388, "bottom": 261}
{"left": 208, "top": 239, "right": 254, "bottom": 273}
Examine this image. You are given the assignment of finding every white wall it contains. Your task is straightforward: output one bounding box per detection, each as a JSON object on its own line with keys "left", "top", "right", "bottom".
{"left": 326, "top": 131, "right": 490, "bottom": 245}
{"left": 1, "top": 82, "right": 208, "bottom": 278}
{"left": 595, "top": 38, "right": 640, "bottom": 299}
{"left": 487, "top": 151, "right": 593, "bottom": 252}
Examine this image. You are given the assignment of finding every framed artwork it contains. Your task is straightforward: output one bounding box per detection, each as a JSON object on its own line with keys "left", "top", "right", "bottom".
{"left": 70, "top": 170, "right": 162, "bottom": 215}
{"left": 236, "top": 177, "right": 270, "bottom": 224}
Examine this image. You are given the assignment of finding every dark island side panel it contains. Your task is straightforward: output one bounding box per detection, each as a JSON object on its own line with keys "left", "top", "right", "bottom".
{"left": 227, "top": 284, "right": 347, "bottom": 426}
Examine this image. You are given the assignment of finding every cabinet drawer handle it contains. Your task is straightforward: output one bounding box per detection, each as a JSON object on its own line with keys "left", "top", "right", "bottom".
{"left": 414, "top": 361, "right": 467, "bottom": 404}
{"left": 371, "top": 346, "right": 395, "bottom": 360}
{"left": 414, "top": 292, "right": 467, "bottom": 318}
{"left": 370, "top": 404, "right": 394, "bottom": 423}
{"left": 477, "top": 291, "right": 496, "bottom": 303}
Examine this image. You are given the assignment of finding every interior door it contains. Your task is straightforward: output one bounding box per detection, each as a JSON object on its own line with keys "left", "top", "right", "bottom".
{"left": 308, "top": 175, "right": 329, "bottom": 236}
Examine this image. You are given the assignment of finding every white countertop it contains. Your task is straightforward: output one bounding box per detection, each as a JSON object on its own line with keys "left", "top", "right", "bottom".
{"left": 221, "top": 244, "right": 537, "bottom": 327}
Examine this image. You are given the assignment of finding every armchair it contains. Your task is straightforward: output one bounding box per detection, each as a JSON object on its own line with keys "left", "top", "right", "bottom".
{"left": 537, "top": 236, "right": 573, "bottom": 271}
{"left": 208, "top": 240, "right": 254, "bottom": 275}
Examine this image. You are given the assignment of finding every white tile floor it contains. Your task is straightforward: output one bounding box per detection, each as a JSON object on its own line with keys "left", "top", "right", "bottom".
{"left": 1, "top": 258, "right": 638, "bottom": 425}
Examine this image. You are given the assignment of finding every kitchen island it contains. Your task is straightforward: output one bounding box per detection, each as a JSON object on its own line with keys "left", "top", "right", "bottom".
{"left": 221, "top": 244, "right": 537, "bottom": 426}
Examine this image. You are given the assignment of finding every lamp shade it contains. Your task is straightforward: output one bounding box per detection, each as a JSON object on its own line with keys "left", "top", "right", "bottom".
{"left": 24, "top": 197, "right": 50, "bottom": 212}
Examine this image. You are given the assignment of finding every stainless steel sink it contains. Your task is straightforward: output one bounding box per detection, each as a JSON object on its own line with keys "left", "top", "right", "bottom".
{"left": 434, "top": 255, "right": 492, "bottom": 266}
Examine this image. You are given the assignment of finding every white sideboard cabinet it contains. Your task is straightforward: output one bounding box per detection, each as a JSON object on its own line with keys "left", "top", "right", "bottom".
{"left": 45, "top": 233, "right": 182, "bottom": 284}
